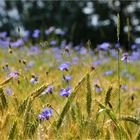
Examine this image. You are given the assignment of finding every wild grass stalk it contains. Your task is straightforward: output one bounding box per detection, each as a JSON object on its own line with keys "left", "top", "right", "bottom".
{"left": 120, "top": 115, "right": 140, "bottom": 125}
{"left": 56, "top": 71, "right": 92, "bottom": 129}
{"left": 8, "top": 121, "right": 17, "bottom": 140}
{"left": 86, "top": 73, "right": 92, "bottom": 117}
{"left": 105, "top": 86, "right": 113, "bottom": 108}
{"left": 0, "top": 87, "right": 8, "bottom": 111}
{"left": 0, "top": 77, "right": 13, "bottom": 86}
{"left": 117, "top": 13, "right": 121, "bottom": 120}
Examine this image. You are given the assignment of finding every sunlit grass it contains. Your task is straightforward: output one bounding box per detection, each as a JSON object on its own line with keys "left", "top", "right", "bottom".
{"left": 0, "top": 45, "right": 140, "bottom": 140}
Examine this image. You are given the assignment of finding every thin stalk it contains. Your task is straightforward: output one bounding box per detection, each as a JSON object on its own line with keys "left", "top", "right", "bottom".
{"left": 117, "top": 13, "right": 121, "bottom": 140}
{"left": 117, "top": 48, "right": 121, "bottom": 119}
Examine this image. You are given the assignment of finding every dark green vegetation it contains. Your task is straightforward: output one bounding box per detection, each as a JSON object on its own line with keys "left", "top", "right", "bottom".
{"left": 1, "top": 1, "right": 140, "bottom": 48}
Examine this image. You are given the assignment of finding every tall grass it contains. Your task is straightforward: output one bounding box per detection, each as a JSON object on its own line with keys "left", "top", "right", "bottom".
{"left": 0, "top": 19, "right": 139, "bottom": 139}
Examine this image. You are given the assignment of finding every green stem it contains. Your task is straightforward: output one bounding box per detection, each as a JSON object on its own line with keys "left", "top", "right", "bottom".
{"left": 117, "top": 48, "right": 121, "bottom": 119}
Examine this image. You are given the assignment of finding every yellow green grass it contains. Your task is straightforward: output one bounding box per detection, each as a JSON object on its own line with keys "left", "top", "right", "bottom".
{"left": 0, "top": 47, "right": 140, "bottom": 140}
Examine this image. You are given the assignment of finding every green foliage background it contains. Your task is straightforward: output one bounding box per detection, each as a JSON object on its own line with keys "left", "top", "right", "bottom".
{"left": 0, "top": 1, "right": 140, "bottom": 49}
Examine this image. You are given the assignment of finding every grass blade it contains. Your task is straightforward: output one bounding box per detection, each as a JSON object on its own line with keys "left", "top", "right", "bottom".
{"left": 86, "top": 73, "right": 92, "bottom": 117}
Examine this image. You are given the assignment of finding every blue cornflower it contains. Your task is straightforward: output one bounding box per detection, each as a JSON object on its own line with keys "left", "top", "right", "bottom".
{"left": 49, "top": 40, "right": 57, "bottom": 46}
{"left": 130, "top": 51, "right": 139, "bottom": 61}
{"left": 30, "top": 75, "right": 38, "bottom": 84}
{"left": 97, "top": 42, "right": 110, "bottom": 51}
{"left": 115, "top": 43, "right": 120, "bottom": 49}
{"left": 0, "top": 31, "right": 7, "bottom": 38}
{"left": 7, "top": 71, "right": 19, "bottom": 79}
{"left": 92, "top": 60, "right": 101, "bottom": 66}
{"left": 60, "top": 86, "right": 71, "bottom": 97}
{"left": 63, "top": 75, "right": 72, "bottom": 82}
{"left": 121, "top": 53, "right": 130, "bottom": 63}
{"left": 79, "top": 47, "right": 87, "bottom": 54}
{"left": 0, "top": 39, "right": 9, "bottom": 48}
{"left": 28, "top": 45, "right": 40, "bottom": 55}
{"left": 120, "top": 85, "right": 128, "bottom": 90}
{"left": 5, "top": 88, "right": 12, "bottom": 95}
{"left": 95, "top": 84, "right": 102, "bottom": 93}
{"left": 103, "top": 70, "right": 113, "bottom": 76}
{"left": 38, "top": 108, "right": 53, "bottom": 120}
{"left": 109, "top": 49, "right": 118, "bottom": 58}
{"left": 131, "top": 44, "right": 137, "bottom": 50}
{"left": 32, "top": 29, "right": 40, "bottom": 38}
{"left": 24, "top": 61, "right": 35, "bottom": 71}
{"left": 10, "top": 39, "right": 23, "bottom": 48}
{"left": 59, "top": 62, "right": 70, "bottom": 71}
{"left": 23, "top": 30, "right": 30, "bottom": 37}
{"left": 41, "top": 85, "right": 54, "bottom": 95}
{"left": 72, "top": 57, "right": 78, "bottom": 65}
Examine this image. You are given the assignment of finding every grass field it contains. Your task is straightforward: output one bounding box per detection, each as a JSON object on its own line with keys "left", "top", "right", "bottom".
{"left": 0, "top": 39, "right": 140, "bottom": 140}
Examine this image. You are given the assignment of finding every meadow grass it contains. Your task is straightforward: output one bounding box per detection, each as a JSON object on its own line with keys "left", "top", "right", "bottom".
{"left": 0, "top": 40, "right": 139, "bottom": 140}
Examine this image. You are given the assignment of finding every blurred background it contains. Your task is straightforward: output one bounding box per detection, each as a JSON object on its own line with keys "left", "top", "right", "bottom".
{"left": 0, "top": 0, "right": 140, "bottom": 50}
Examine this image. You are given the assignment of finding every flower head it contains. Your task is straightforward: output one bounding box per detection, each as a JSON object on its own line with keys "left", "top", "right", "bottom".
{"left": 0, "top": 31, "right": 7, "bottom": 38}
{"left": 41, "top": 85, "right": 54, "bottom": 95}
{"left": 121, "top": 53, "right": 130, "bottom": 63}
{"left": 38, "top": 108, "right": 53, "bottom": 120}
{"left": 5, "top": 88, "right": 12, "bottom": 95}
{"left": 120, "top": 85, "right": 128, "bottom": 90}
{"left": 97, "top": 42, "right": 110, "bottom": 51}
{"left": 59, "top": 62, "right": 70, "bottom": 71}
{"left": 7, "top": 71, "right": 19, "bottom": 79}
{"left": 32, "top": 29, "right": 40, "bottom": 38}
{"left": 60, "top": 86, "right": 71, "bottom": 97}
{"left": 63, "top": 75, "right": 72, "bottom": 82}
{"left": 30, "top": 75, "right": 38, "bottom": 84}
{"left": 10, "top": 39, "right": 23, "bottom": 48}
{"left": 115, "top": 43, "right": 120, "bottom": 49}
{"left": 103, "top": 70, "right": 113, "bottom": 76}
{"left": 49, "top": 40, "right": 57, "bottom": 46}
{"left": 95, "top": 84, "right": 102, "bottom": 93}
{"left": 92, "top": 60, "right": 101, "bottom": 66}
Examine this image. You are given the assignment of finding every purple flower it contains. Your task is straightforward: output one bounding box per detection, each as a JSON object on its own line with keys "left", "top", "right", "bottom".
{"left": 45, "top": 27, "right": 55, "bottom": 35}
{"left": 23, "top": 30, "right": 30, "bottom": 37}
{"left": 7, "top": 71, "right": 19, "bottom": 79}
{"left": 60, "top": 86, "right": 71, "bottom": 97}
{"left": 42, "top": 85, "right": 54, "bottom": 95}
{"left": 109, "top": 49, "right": 118, "bottom": 58}
{"left": 115, "top": 43, "right": 120, "bottom": 49}
{"left": 0, "top": 31, "right": 7, "bottom": 38}
{"left": 60, "top": 40, "right": 66, "bottom": 48}
{"left": 97, "top": 42, "right": 110, "bottom": 51}
{"left": 103, "top": 70, "right": 113, "bottom": 76}
{"left": 49, "top": 40, "right": 57, "bottom": 46}
{"left": 120, "top": 85, "right": 128, "bottom": 90}
{"left": 38, "top": 108, "right": 53, "bottom": 120}
{"left": 32, "top": 29, "right": 40, "bottom": 38}
{"left": 63, "top": 75, "right": 72, "bottom": 81}
{"left": 24, "top": 61, "right": 35, "bottom": 71}
{"left": 30, "top": 76, "right": 38, "bottom": 84}
{"left": 59, "top": 62, "right": 70, "bottom": 71}
{"left": 44, "top": 29, "right": 50, "bottom": 35}
{"left": 28, "top": 45, "right": 40, "bottom": 55}
{"left": 5, "top": 88, "right": 12, "bottom": 95}
{"left": 92, "top": 60, "right": 101, "bottom": 66}
{"left": 130, "top": 51, "right": 139, "bottom": 61}
{"left": 72, "top": 57, "right": 79, "bottom": 65}
{"left": 121, "top": 53, "right": 130, "bottom": 63}
{"left": 0, "top": 39, "right": 9, "bottom": 48}
{"left": 10, "top": 39, "right": 23, "bottom": 48}
{"left": 95, "top": 84, "right": 102, "bottom": 93}
{"left": 131, "top": 44, "right": 137, "bottom": 50}
{"left": 79, "top": 47, "right": 87, "bottom": 54}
